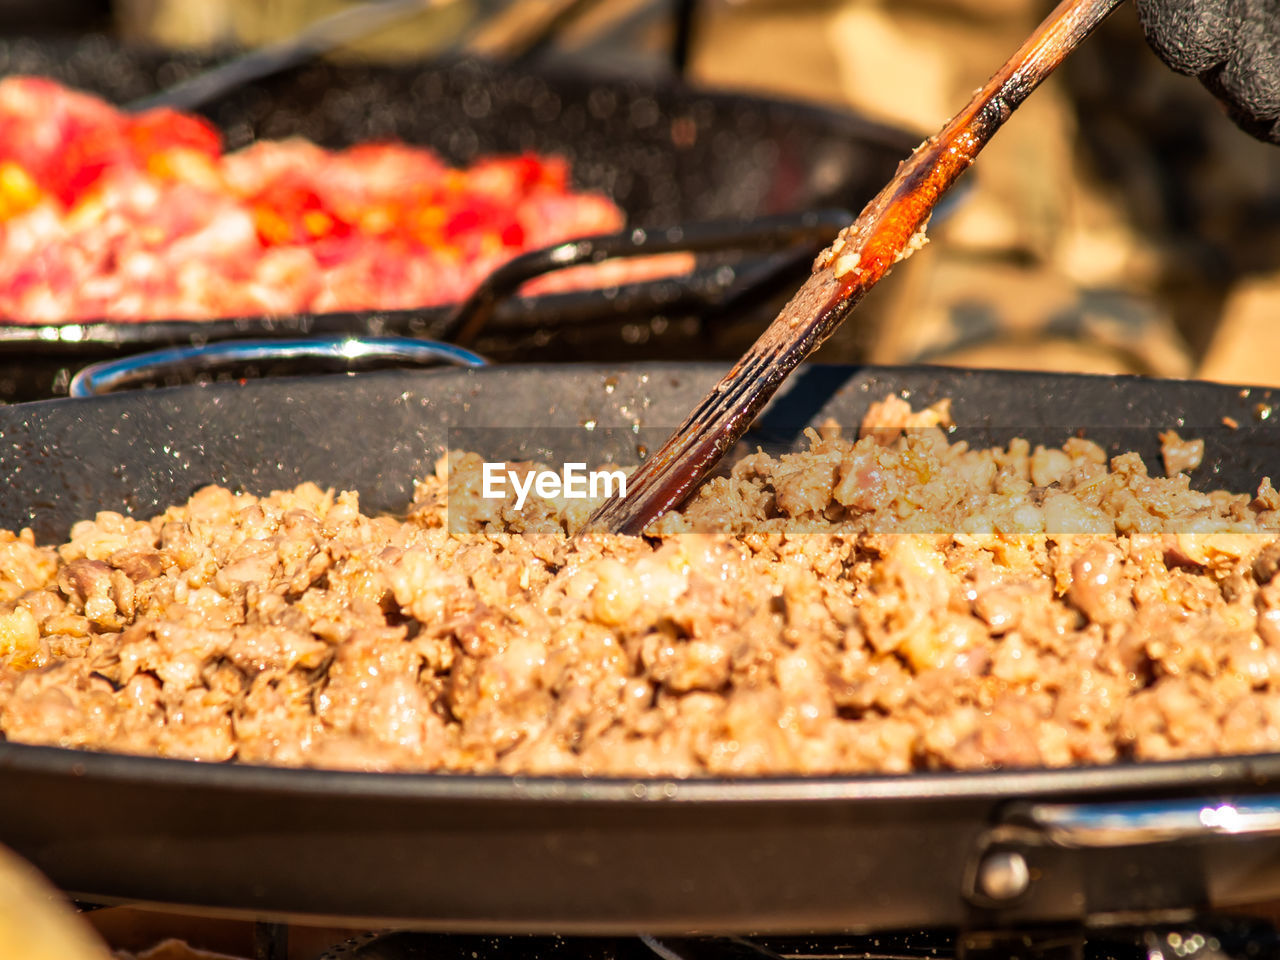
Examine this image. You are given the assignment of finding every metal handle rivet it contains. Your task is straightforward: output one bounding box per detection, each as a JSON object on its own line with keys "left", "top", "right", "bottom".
{"left": 977, "top": 850, "right": 1030, "bottom": 901}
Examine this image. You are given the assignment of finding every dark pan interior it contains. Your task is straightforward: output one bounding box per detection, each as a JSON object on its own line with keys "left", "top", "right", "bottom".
{"left": 6, "top": 364, "right": 1280, "bottom": 932}
{"left": 3, "top": 362, "right": 1279, "bottom": 539}
{"left": 0, "top": 37, "right": 920, "bottom": 397}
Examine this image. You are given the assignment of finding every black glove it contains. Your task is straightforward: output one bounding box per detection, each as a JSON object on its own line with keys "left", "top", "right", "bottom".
{"left": 1136, "top": 0, "right": 1280, "bottom": 144}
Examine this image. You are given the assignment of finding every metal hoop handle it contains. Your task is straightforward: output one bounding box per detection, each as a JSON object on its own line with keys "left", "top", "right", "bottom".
{"left": 1015, "top": 796, "right": 1280, "bottom": 848}
{"left": 68, "top": 337, "right": 487, "bottom": 398}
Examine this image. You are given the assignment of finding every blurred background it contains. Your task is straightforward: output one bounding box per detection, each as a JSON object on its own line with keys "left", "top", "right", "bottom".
{"left": 4, "top": 0, "right": 1280, "bottom": 384}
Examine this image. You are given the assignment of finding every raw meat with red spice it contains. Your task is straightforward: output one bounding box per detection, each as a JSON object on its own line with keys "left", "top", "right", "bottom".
{"left": 0, "top": 77, "right": 685, "bottom": 324}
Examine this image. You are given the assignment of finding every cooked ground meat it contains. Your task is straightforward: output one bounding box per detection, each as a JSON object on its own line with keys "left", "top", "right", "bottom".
{"left": 4, "top": 397, "right": 1280, "bottom": 775}
{"left": 1159, "top": 429, "right": 1205, "bottom": 477}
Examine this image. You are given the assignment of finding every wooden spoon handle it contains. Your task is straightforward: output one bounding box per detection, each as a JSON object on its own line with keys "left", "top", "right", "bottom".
{"left": 585, "top": 0, "right": 1126, "bottom": 536}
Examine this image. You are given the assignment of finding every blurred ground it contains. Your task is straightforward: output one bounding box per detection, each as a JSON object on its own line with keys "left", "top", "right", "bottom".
{"left": 112, "top": 0, "right": 1280, "bottom": 383}
{"left": 686, "top": 0, "right": 1280, "bottom": 381}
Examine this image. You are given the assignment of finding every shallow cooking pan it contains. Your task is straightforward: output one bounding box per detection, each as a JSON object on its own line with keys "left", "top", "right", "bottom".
{"left": 0, "top": 36, "right": 921, "bottom": 400}
{"left": 4, "top": 361, "right": 1280, "bottom": 933}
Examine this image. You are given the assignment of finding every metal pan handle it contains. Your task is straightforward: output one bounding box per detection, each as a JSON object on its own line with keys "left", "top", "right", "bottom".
{"left": 68, "top": 337, "right": 487, "bottom": 398}
{"left": 1013, "top": 796, "right": 1280, "bottom": 848}
{"left": 966, "top": 793, "right": 1280, "bottom": 911}
{"left": 442, "top": 208, "right": 853, "bottom": 345}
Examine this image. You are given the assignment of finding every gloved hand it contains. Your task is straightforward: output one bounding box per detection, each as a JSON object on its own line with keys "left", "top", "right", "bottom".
{"left": 1136, "top": 0, "right": 1280, "bottom": 144}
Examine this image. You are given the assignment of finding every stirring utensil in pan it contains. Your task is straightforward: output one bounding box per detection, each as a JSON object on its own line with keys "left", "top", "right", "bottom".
{"left": 584, "top": 0, "right": 1126, "bottom": 536}
{"left": 124, "top": 0, "right": 594, "bottom": 114}
{"left": 123, "top": 0, "right": 632, "bottom": 114}
{"left": 125, "top": 0, "right": 460, "bottom": 113}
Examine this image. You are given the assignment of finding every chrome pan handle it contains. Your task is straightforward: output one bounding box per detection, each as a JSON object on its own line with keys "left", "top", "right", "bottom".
{"left": 68, "top": 337, "right": 487, "bottom": 398}
{"left": 967, "top": 793, "right": 1280, "bottom": 915}
{"left": 1014, "top": 796, "right": 1280, "bottom": 848}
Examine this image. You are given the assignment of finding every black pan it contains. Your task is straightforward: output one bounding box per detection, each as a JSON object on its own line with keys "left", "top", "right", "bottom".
{"left": 0, "top": 36, "right": 920, "bottom": 399}
{"left": 4, "top": 363, "right": 1280, "bottom": 934}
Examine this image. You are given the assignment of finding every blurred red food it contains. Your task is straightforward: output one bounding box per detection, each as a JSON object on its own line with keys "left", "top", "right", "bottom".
{"left": 0, "top": 77, "right": 684, "bottom": 325}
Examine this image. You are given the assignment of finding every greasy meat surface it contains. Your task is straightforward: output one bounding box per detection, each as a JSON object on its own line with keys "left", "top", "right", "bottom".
{"left": 4, "top": 397, "right": 1280, "bottom": 775}
{"left": 0, "top": 77, "right": 686, "bottom": 324}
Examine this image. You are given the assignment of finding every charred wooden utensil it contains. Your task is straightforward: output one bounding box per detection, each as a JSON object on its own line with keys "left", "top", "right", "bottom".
{"left": 585, "top": 0, "right": 1126, "bottom": 536}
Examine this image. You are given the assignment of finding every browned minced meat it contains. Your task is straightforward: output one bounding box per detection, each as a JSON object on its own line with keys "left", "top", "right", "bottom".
{"left": 6, "top": 395, "right": 1280, "bottom": 775}
{"left": 1159, "top": 429, "right": 1205, "bottom": 477}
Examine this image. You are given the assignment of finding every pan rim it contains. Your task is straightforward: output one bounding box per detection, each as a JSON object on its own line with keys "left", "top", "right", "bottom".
{"left": 4, "top": 738, "right": 1279, "bottom": 802}
{"left": 12, "top": 358, "right": 1280, "bottom": 413}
